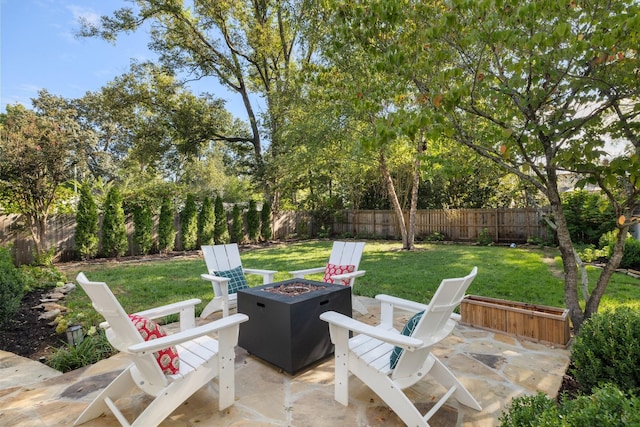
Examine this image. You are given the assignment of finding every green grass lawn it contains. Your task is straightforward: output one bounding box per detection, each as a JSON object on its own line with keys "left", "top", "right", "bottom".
{"left": 59, "top": 240, "right": 640, "bottom": 326}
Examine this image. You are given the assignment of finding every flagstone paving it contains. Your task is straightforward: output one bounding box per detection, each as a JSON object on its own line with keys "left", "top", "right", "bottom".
{"left": 0, "top": 297, "right": 570, "bottom": 426}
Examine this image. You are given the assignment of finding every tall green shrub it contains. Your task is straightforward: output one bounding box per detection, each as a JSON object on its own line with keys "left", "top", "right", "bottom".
{"left": 601, "top": 231, "right": 640, "bottom": 269}
{"left": 158, "top": 197, "right": 176, "bottom": 252}
{"left": 198, "top": 196, "right": 215, "bottom": 246}
{"left": 214, "top": 195, "right": 229, "bottom": 244}
{"left": 101, "top": 186, "right": 128, "bottom": 258}
{"left": 181, "top": 194, "right": 198, "bottom": 251}
{"left": 562, "top": 191, "right": 616, "bottom": 245}
{"left": 132, "top": 203, "right": 154, "bottom": 255}
{"left": 260, "top": 201, "right": 272, "bottom": 241}
{"left": 246, "top": 200, "right": 260, "bottom": 242}
{"left": 571, "top": 307, "right": 640, "bottom": 395}
{"left": 74, "top": 181, "right": 99, "bottom": 260}
{"left": 230, "top": 204, "right": 244, "bottom": 243}
{"left": 0, "top": 246, "right": 24, "bottom": 325}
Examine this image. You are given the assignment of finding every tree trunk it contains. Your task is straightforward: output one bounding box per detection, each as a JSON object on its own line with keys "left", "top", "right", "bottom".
{"left": 26, "top": 213, "right": 48, "bottom": 264}
{"left": 379, "top": 151, "right": 409, "bottom": 248}
{"left": 585, "top": 224, "right": 627, "bottom": 318}
{"left": 546, "top": 180, "right": 584, "bottom": 331}
{"left": 407, "top": 135, "right": 425, "bottom": 251}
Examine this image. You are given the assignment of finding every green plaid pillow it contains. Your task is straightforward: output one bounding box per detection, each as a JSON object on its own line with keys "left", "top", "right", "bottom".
{"left": 389, "top": 310, "right": 424, "bottom": 369}
{"left": 213, "top": 265, "right": 249, "bottom": 294}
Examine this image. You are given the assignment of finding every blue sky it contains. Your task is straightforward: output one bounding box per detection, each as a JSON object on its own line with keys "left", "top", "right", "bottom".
{"left": 1, "top": 0, "right": 248, "bottom": 119}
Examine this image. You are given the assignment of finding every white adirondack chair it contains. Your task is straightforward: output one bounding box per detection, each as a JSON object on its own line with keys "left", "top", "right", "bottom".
{"left": 74, "top": 272, "right": 248, "bottom": 427}
{"left": 289, "top": 241, "right": 368, "bottom": 314}
{"left": 200, "top": 244, "right": 277, "bottom": 318}
{"left": 320, "top": 267, "right": 481, "bottom": 427}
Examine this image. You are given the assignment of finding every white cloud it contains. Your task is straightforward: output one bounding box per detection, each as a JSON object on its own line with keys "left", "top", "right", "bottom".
{"left": 67, "top": 5, "right": 100, "bottom": 27}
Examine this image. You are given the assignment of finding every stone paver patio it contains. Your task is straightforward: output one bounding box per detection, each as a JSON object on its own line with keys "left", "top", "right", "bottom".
{"left": 0, "top": 296, "right": 571, "bottom": 426}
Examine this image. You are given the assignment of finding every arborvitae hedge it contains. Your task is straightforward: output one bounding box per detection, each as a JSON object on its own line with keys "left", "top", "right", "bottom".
{"left": 246, "top": 200, "right": 259, "bottom": 242}
{"left": 101, "top": 186, "right": 127, "bottom": 257}
{"left": 231, "top": 204, "right": 244, "bottom": 243}
{"left": 0, "top": 246, "right": 24, "bottom": 325}
{"left": 74, "top": 181, "right": 99, "bottom": 260}
{"left": 260, "top": 201, "right": 272, "bottom": 241}
{"left": 214, "top": 195, "right": 230, "bottom": 244}
{"left": 198, "top": 196, "right": 215, "bottom": 246}
{"left": 133, "top": 203, "right": 154, "bottom": 255}
{"left": 181, "top": 194, "right": 198, "bottom": 251}
{"left": 158, "top": 197, "right": 176, "bottom": 252}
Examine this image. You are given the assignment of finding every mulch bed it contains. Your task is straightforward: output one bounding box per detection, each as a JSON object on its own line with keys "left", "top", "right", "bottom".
{"left": 0, "top": 290, "right": 64, "bottom": 361}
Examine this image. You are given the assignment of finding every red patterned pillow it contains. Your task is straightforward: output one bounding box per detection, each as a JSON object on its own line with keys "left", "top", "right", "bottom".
{"left": 323, "top": 263, "right": 356, "bottom": 286}
{"left": 128, "top": 314, "right": 180, "bottom": 375}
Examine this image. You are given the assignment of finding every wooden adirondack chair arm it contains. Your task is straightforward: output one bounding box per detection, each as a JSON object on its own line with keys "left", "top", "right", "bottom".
{"left": 243, "top": 268, "right": 277, "bottom": 284}
{"left": 289, "top": 266, "right": 326, "bottom": 277}
{"left": 320, "top": 311, "right": 423, "bottom": 351}
{"left": 330, "top": 270, "right": 366, "bottom": 282}
{"left": 128, "top": 313, "right": 249, "bottom": 354}
{"left": 375, "top": 294, "right": 429, "bottom": 313}
{"left": 201, "top": 273, "right": 231, "bottom": 284}
{"left": 98, "top": 299, "right": 203, "bottom": 331}
{"left": 243, "top": 267, "right": 277, "bottom": 276}
{"left": 133, "top": 298, "right": 202, "bottom": 320}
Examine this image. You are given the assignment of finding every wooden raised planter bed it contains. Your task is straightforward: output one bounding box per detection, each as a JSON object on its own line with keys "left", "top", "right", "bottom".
{"left": 460, "top": 295, "right": 571, "bottom": 347}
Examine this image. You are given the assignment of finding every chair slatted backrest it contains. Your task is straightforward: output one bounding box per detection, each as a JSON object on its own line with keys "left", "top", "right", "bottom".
{"left": 203, "top": 244, "right": 242, "bottom": 273}
{"left": 75, "top": 272, "right": 168, "bottom": 387}
{"left": 392, "top": 267, "right": 477, "bottom": 381}
{"left": 327, "top": 241, "right": 365, "bottom": 268}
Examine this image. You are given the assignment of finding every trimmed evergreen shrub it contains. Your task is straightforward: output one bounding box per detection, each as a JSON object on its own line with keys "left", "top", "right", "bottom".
{"left": 231, "top": 204, "right": 244, "bottom": 243}
{"left": 181, "top": 194, "right": 198, "bottom": 251}
{"left": 0, "top": 246, "right": 25, "bottom": 325}
{"left": 498, "top": 392, "right": 558, "bottom": 426}
{"left": 600, "top": 230, "right": 640, "bottom": 269}
{"left": 132, "top": 203, "right": 154, "bottom": 255}
{"left": 101, "top": 186, "right": 128, "bottom": 258}
{"left": 500, "top": 385, "right": 640, "bottom": 426}
{"left": 74, "top": 181, "right": 99, "bottom": 260}
{"left": 571, "top": 307, "right": 640, "bottom": 395}
{"left": 560, "top": 384, "right": 640, "bottom": 426}
{"left": 246, "top": 200, "right": 259, "bottom": 242}
{"left": 158, "top": 197, "right": 176, "bottom": 252}
{"left": 198, "top": 196, "right": 215, "bottom": 246}
{"left": 620, "top": 238, "right": 640, "bottom": 269}
{"left": 260, "top": 201, "right": 272, "bottom": 241}
{"left": 214, "top": 195, "right": 230, "bottom": 244}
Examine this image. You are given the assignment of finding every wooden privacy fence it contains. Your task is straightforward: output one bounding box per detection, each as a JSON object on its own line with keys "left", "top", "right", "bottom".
{"left": 275, "top": 208, "right": 550, "bottom": 243}
{"left": 1, "top": 208, "right": 550, "bottom": 265}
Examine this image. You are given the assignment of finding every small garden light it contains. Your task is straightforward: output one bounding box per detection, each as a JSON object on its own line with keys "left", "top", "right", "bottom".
{"left": 66, "top": 325, "right": 84, "bottom": 346}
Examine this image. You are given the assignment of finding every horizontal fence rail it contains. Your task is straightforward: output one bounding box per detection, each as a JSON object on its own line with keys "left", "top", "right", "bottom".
{"left": 1, "top": 208, "right": 550, "bottom": 265}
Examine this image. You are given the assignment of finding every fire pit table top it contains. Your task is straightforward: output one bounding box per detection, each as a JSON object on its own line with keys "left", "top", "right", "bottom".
{"left": 239, "top": 279, "right": 346, "bottom": 302}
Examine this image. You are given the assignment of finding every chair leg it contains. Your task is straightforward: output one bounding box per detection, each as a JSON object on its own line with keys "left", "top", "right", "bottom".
{"left": 352, "top": 296, "right": 368, "bottom": 315}
{"left": 216, "top": 328, "right": 239, "bottom": 410}
{"left": 352, "top": 361, "right": 431, "bottom": 427}
{"left": 129, "top": 372, "right": 213, "bottom": 427}
{"left": 200, "top": 297, "right": 228, "bottom": 318}
{"left": 74, "top": 366, "right": 136, "bottom": 426}
{"left": 428, "top": 355, "right": 482, "bottom": 411}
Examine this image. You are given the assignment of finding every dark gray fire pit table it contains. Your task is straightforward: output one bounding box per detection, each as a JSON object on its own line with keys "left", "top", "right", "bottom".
{"left": 237, "top": 279, "right": 352, "bottom": 375}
